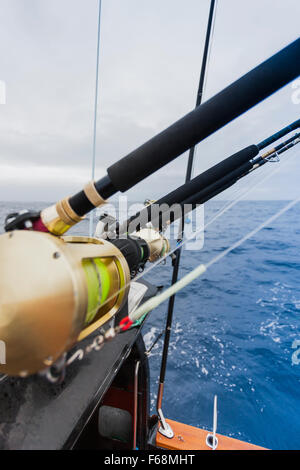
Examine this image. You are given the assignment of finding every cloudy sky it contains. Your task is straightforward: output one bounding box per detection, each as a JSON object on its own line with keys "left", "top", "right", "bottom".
{"left": 0, "top": 0, "right": 299, "bottom": 202}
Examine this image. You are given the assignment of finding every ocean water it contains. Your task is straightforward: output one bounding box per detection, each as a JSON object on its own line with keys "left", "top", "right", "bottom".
{"left": 0, "top": 200, "right": 300, "bottom": 450}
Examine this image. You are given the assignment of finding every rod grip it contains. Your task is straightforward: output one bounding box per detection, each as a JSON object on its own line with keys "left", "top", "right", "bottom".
{"left": 158, "top": 145, "right": 258, "bottom": 207}
{"left": 120, "top": 145, "right": 258, "bottom": 234}
{"left": 107, "top": 38, "right": 300, "bottom": 193}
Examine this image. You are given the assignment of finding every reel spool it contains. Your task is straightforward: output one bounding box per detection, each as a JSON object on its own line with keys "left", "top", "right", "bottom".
{"left": 0, "top": 231, "right": 130, "bottom": 377}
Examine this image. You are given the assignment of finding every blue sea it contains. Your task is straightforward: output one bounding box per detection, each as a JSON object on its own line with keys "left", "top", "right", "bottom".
{"left": 0, "top": 200, "right": 300, "bottom": 450}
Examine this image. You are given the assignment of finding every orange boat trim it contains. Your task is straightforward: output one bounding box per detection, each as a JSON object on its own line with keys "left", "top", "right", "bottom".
{"left": 156, "top": 419, "right": 266, "bottom": 451}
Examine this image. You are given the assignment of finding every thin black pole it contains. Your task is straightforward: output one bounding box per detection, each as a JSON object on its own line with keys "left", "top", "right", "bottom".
{"left": 185, "top": 0, "right": 216, "bottom": 183}
{"left": 157, "top": 0, "right": 217, "bottom": 419}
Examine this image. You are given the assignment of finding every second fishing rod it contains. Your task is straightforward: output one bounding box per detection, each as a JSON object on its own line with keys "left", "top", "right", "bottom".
{"left": 181, "top": 132, "right": 300, "bottom": 210}
{"left": 118, "top": 119, "right": 300, "bottom": 234}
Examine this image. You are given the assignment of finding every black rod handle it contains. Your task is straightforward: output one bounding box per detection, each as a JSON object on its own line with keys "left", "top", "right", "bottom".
{"left": 60, "top": 39, "right": 300, "bottom": 225}
{"left": 119, "top": 145, "right": 258, "bottom": 234}
{"left": 107, "top": 38, "right": 300, "bottom": 194}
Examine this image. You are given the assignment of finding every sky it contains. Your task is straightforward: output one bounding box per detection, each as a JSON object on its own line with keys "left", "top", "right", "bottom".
{"left": 0, "top": 0, "right": 299, "bottom": 202}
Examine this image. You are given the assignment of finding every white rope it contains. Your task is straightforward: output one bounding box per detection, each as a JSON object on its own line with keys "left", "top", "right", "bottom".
{"left": 89, "top": 0, "right": 102, "bottom": 237}
{"left": 130, "top": 197, "right": 300, "bottom": 322}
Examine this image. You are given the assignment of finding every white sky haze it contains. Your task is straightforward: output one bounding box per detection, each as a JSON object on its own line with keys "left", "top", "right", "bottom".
{"left": 0, "top": 0, "right": 299, "bottom": 202}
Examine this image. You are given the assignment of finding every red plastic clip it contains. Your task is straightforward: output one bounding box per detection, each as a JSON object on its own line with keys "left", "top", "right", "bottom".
{"left": 32, "top": 217, "right": 49, "bottom": 233}
{"left": 119, "top": 316, "right": 133, "bottom": 331}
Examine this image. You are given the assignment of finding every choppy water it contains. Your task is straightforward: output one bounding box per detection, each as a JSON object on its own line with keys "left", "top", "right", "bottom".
{"left": 0, "top": 200, "right": 300, "bottom": 449}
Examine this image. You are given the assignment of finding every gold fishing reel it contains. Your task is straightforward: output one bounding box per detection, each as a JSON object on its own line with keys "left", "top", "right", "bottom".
{"left": 133, "top": 227, "right": 169, "bottom": 262}
{"left": 0, "top": 226, "right": 169, "bottom": 377}
{"left": 0, "top": 231, "right": 130, "bottom": 377}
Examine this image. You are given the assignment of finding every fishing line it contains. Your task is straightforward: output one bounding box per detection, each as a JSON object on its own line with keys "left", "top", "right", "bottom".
{"left": 156, "top": 0, "right": 219, "bottom": 417}
{"left": 89, "top": 0, "right": 102, "bottom": 237}
{"left": 39, "top": 148, "right": 300, "bottom": 378}
{"left": 130, "top": 196, "right": 300, "bottom": 322}
{"left": 85, "top": 148, "right": 300, "bottom": 317}
{"left": 145, "top": 330, "right": 166, "bottom": 356}
{"left": 131, "top": 147, "right": 300, "bottom": 283}
{"left": 44, "top": 192, "right": 299, "bottom": 375}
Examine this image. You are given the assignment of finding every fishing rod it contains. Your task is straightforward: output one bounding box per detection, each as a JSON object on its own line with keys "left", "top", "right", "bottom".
{"left": 0, "top": 134, "right": 298, "bottom": 378}
{"left": 104, "top": 131, "right": 300, "bottom": 322}
{"left": 161, "top": 131, "right": 300, "bottom": 217}
{"left": 181, "top": 132, "right": 300, "bottom": 209}
{"left": 4, "top": 38, "right": 300, "bottom": 236}
{"left": 63, "top": 185, "right": 300, "bottom": 381}
{"left": 184, "top": 0, "right": 217, "bottom": 183}
{"left": 124, "top": 198, "right": 300, "bottom": 326}
{"left": 35, "top": 194, "right": 300, "bottom": 385}
{"left": 156, "top": 0, "right": 217, "bottom": 440}
{"left": 1, "top": 38, "right": 300, "bottom": 379}
{"left": 117, "top": 120, "right": 300, "bottom": 234}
